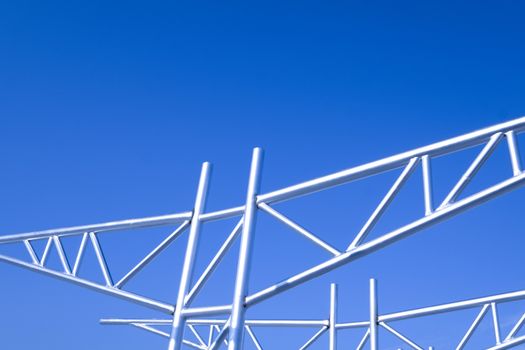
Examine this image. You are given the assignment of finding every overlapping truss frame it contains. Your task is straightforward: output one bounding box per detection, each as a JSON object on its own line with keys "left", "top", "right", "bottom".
{"left": 100, "top": 279, "right": 525, "bottom": 350}
{"left": 0, "top": 116, "right": 525, "bottom": 349}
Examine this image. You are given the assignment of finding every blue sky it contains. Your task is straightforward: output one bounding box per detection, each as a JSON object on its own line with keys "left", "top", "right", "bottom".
{"left": 0, "top": 1, "right": 525, "bottom": 349}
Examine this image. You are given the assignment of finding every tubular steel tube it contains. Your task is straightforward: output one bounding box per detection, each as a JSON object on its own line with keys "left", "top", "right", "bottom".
{"left": 487, "top": 334, "right": 525, "bottom": 350}
{"left": 169, "top": 162, "right": 212, "bottom": 350}
{"left": 356, "top": 328, "right": 370, "bottom": 350}
{"left": 380, "top": 288, "right": 525, "bottom": 323}
{"left": 182, "top": 304, "right": 232, "bottom": 318}
{"left": 505, "top": 312, "right": 525, "bottom": 341}
{"left": 506, "top": 131, "right": 522, "bottom": 176}
{"left": 23, "top": 240, "right": 39, "bottom": 265}
{"left": 329, "top": 283, "right": 337, "bottom": 350}
{"left": 72, "top": 232, "right": 89, "bottom": 276}
{"left": 101, "top": 318, "right": 328, "bottom": 328}
{"left": 39, "top": 237, "right": 53, "bottom": 267}
{"left": 228, "top": 148, "right": 264, "bottom": 350}
{"left": 335, "top": 321, "right": 370, "bottom": 329}
{"left": 200, "top": 206, "right": 245, "bottom": 222}
{"left": 89, "top": 232, "right": 113, "bottom": 286}
{"left": 245, "top": 326, "right": 263, "bottom": 350}
{"left": 491, "top": 302, "right": 501, "bottom": 344}
{"left": 299, "top": 327, "right": 328, "bottom": 350}
{"left": 259, "top": 202, "right": 340, "bottom": 256}
{"left": 370, "top": 279, "right": 378, "bottom": 350}
{"left": 53, "top": 235, "right": 71, "bottom": 274}
{"left": 421, "top": 155, "right": 433, "bottom": 216}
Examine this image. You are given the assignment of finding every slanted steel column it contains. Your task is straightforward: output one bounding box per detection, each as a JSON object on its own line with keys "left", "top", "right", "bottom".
{"left": 370, "top": 278, "right": 378, "bottom": 350}
{"left": 168, "top": 162, "right": 212, "bottom": 350}
{"left": 228, "top": 148, "right": 264, "bottom": 349}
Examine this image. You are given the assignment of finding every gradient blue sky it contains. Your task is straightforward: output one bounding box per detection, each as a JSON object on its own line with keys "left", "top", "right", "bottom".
{"left": 1, "top": 1, "right": 525, "bottom": 349}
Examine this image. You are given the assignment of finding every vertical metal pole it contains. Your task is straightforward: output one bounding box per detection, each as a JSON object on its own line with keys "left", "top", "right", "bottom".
{"left": 422, "top": 155, "right": 433, "bottom": 216}
{"left": 329, "top": 283, "right": 337, "bottom": 350}
{"left": 370, "top": 278, "right": 378, "bottom": 350}
{"left": 506, "top": 131, "right": 522, "bottom": 176}
{"left": 491, "top": 302, "right": 501, "bottom": 344}
{"left": 168, "top": 162, "right": 212, "bottom": 350}
{"left": 228, "top": 148, "right": 264, "bottom": 350}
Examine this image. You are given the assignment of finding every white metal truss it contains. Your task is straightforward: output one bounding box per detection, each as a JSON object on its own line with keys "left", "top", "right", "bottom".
{"left": 100, "top": 279, "right": 525, "bottom": 349}
{"left": 1, "top": 117, "right": 525, "bottom": 349}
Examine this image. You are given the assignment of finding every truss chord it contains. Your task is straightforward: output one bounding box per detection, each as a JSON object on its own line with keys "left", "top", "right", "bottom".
{"left": 440, "top": 132, "right": 503, "bottom": 209}
{"left": 486, "top": 334, "right": 525, "bottom": 350}
{"left": 348, "top": 156, "right": 420, "bottom": 250}
{"left": 0, "top": 211, "right": 193, "bottom": 244}
{"left": 183, "top": 304, "right": 232, "bottom": 318}
{"left": 185, "top": 217, "right": 244, "bottom": 306}
{"left": 114, "top": 220, "right": 190, "bottom": 289}
{"left": 72, "top": 232, "right": 89, "bottom": 276}
{"left": 456, "top": 303, "right": 490, "bottom": 350}
{"left": 379, "top": 322, "right": 424, "bottom": 350}
{"left": 258, "top": 202, "right": 340, "bottom": 256}
{"left": 170, "top": 162, "right": 212, "bottom": 350}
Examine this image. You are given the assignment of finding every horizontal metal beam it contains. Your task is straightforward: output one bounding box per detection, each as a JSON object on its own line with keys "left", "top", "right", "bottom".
{"left": 380, "top": 289, "right": 525, "bottom": 323}
{"left": 487, "top": 335, "right": 525, "bottom": 350}
{"left": 0, "top": 212, "right": 193, "bottom": 244}
{"left": 101, "top": 318, "right": 328, "bottom": 328}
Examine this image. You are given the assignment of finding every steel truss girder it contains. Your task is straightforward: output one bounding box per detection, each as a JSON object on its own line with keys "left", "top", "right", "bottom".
{"left": 0, "top": 116, "right": 524, "bottom": 349}
{"left": 101, "top": 280, "right": 525, "bottom": 350}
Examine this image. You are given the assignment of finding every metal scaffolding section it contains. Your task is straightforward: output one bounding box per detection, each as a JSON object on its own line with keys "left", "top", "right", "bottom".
{"left": 1, "top": 116, "right": 524, "bottom": 349}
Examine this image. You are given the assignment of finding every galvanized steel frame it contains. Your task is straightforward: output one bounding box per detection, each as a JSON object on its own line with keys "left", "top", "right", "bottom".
{"left": 1, "top": 117, "right": 525, "bottom": 349}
